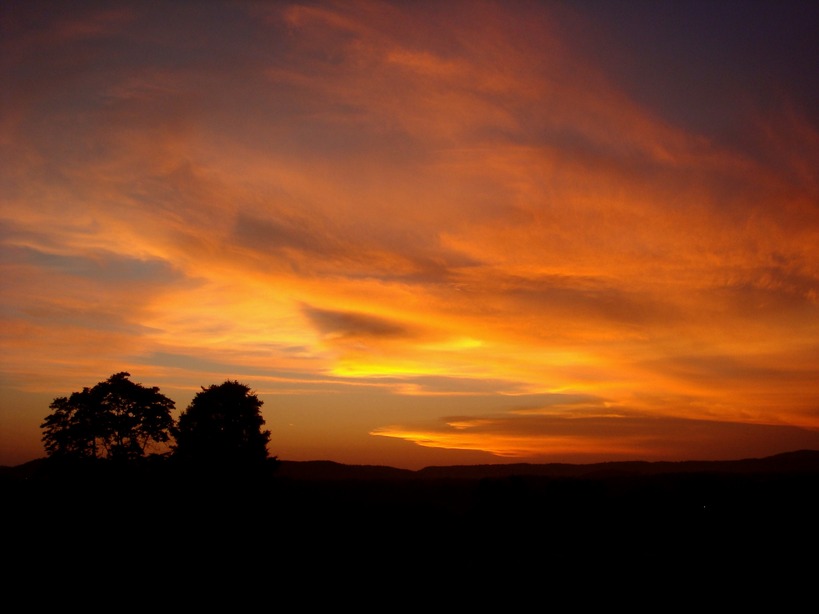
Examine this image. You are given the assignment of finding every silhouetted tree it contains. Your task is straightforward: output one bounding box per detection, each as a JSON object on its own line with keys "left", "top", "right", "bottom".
{"left": 41, "top": 372, "right": 176, "bottom": 463}
{"left": 173, "top": 380, "right": 272, "bottom": 470}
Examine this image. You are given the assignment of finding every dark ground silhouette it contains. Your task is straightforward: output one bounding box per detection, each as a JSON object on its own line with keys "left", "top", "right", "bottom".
{"left": 3, "top": 450, "right": 818, "bottom": 591}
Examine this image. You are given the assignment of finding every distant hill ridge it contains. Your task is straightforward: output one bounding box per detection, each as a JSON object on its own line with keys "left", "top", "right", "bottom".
{"left": 4, "top": 449, "right": 819, "bottom": 481}
{"left": 274, "top": 449, "right": 819, "bottom": 480}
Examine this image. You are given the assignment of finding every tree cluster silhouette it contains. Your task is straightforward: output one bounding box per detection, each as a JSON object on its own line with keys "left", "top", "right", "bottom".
{"left": 39, "top": 372, "right": 275, "bottom": 479}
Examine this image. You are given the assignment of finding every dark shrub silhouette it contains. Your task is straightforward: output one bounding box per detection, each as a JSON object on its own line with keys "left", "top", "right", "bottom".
{"left": 40, "top": 372, "right": 176, "bottom": 463}
{"left": 173, "top": 380, "right": 272, "bottom": 472}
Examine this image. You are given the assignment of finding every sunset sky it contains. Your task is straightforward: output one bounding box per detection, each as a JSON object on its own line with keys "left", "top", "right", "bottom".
{"left": 2, "top": 0, "right": 818, "bottom": 469}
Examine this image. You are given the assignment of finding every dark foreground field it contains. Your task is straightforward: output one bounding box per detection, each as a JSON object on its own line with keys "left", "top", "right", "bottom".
{"left": 4, "top": 450, "right": 819, "bottom": 597}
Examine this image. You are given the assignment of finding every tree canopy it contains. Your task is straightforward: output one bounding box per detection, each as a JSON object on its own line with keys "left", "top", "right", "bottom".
{"left": 173, "top": 380, "right": 272, "bottom": 469}
{"left": 40, "top": 372, "right": 176, "bottom": 463}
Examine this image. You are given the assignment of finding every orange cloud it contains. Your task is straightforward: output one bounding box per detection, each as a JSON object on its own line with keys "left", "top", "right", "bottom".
{"left": 372, "top": 407, "right": 819, "bottom": 463}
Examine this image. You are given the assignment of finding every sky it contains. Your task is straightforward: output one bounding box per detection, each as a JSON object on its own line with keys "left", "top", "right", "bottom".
{"left": 2, "top": 0, "right": 819, "bottom": 470}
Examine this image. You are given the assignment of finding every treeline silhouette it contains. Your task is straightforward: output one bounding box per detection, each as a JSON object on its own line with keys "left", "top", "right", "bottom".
{"left": 37, "top": 372, "right": 275, "bottom": 476}
{"left": 4, "top": 371, "right": 819, "bottom": 575}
